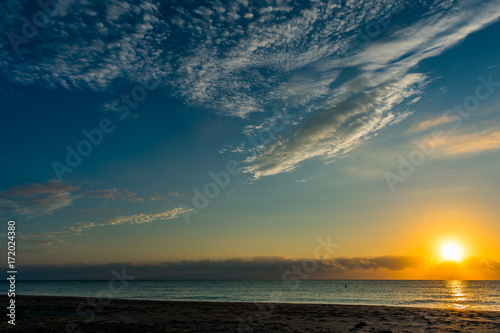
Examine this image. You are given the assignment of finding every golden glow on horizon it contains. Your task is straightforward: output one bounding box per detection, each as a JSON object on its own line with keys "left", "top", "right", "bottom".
{"left": 440, "top": 241, "right": 464, "bottom": 262}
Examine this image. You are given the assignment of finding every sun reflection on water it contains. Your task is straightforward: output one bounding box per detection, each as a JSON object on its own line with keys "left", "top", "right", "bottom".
{"left": 446, "top": 280, "right": 469, "bottom": 310}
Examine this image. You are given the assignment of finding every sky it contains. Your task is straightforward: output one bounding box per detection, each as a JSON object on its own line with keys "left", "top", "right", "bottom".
{"left": 1, "top": 0, "right": 500, "bottom": 280}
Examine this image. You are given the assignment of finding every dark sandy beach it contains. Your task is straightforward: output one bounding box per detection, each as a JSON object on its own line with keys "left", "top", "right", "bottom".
{"left": 1, "top": 295, "right": 499, "bottom": 332}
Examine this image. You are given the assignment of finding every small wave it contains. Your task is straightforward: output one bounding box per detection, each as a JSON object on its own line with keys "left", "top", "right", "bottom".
{"left": 177, "top": 296, "right": 231, "bottom": 301}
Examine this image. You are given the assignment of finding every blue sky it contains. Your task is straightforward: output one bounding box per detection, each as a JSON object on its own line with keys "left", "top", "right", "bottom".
{"left": 1, "top": 0, "right": 500, "bottom": 279}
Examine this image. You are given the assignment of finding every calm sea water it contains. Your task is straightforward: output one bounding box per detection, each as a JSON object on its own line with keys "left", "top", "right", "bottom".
{"left": 15, "top": 280, "right": 500, "bottom": 311}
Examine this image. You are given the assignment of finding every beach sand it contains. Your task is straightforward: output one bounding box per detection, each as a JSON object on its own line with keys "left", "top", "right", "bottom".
{"left": 0, "top": 295, "right": 499, "bottom": 332}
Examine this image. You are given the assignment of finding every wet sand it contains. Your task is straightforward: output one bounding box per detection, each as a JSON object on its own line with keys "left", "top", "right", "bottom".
{"left": 0, "top": 295, "right": 499, "bottom": 332}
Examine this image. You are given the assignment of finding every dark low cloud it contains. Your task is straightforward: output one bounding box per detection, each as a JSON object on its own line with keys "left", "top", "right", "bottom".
{"left": 0, "top": 180, "right": 152, "bottom": 219}
{"left": 330, "top": 256, "right": 423, "bottom": 272}
{"left": 17, "top": 234, "right": 66, "bottom": 253}
{"left": 0, "top": 180, "right": 78, "bottom": 218}
{"left": 0, "top": 181, "right": 77, "bottom": 197}
{"left": 8, "top": 255, "right": 437, "bottom": 280}
{"left": 13, "top": 255, "right": 500, "bottom": 280}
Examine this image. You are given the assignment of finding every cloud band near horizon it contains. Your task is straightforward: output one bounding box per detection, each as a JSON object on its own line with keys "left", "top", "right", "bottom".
{"left": 8, "top": 255, "right": 500, "bottom": 280}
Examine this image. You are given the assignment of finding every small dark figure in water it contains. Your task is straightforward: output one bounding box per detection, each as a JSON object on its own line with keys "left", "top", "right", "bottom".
{"left": 345, "top": 284, "right": 347, "bottom": 288}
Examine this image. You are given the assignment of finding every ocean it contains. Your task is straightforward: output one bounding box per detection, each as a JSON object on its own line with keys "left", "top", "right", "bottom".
{"left": 15, "top": 280, "right": 500, "bottom": 311}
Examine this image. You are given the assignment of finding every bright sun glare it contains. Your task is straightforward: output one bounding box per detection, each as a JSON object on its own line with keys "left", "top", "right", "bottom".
{"left": 440, "top": 241, "right": 464, "bottom": 262}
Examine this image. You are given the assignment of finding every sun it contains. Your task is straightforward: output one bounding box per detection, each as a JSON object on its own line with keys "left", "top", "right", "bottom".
{"left": 440, "top": 241, "right": 464, "bottom": 262}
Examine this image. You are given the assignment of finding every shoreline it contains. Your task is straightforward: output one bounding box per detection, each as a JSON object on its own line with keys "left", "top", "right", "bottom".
{"left": 11, "top": 293, "right": 500, "bottom": 312}
{"left": 1, "top": 295, "right": 499, "bottom": 332}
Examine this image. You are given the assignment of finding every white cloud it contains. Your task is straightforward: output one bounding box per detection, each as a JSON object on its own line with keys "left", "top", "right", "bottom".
{"left": 45, "top": 207, "right": 189, "bottom": 238}
{"left": 245, "top": 76, "right": 422, "bottom": 178}
{"left": 1, "top": 0, "right": 170, "bottom": 90}
{"left": 435, "top": 128, "right": 500, "bottom": 155}
{"left": 3, "top": 0, "right": 500, "bottom": 179}
{"left": 408, "top": 115, "right": 454, "bottom": 133}
{"left": 0, "top": 0, "right": 399, "bottom": 116}
{"left": 104, "top": 207, "right": 188, "bottom": 226}
{"left": 243, "top": 0, "right": 500, "bottom": 178}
